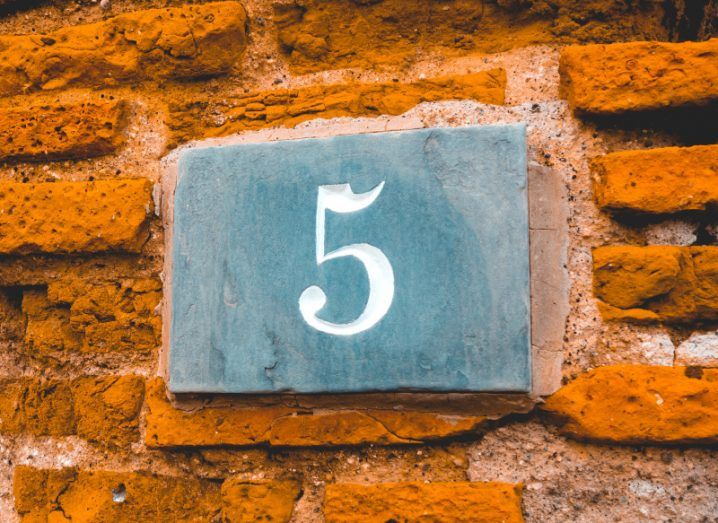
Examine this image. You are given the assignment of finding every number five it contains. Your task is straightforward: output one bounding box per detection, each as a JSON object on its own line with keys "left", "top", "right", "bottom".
{"left": 299, "top": 182, "right": 394, "bottom": 336}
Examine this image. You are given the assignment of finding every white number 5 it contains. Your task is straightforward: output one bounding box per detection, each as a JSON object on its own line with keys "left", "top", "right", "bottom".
{"left": 299, "top": 182, "right": 394, "bottom": 336}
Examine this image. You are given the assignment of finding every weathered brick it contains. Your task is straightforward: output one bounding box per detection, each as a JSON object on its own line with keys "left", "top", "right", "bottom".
{"left": 221, "top": 478, "right": 300, "bottom": 522}
{"left": 274, "top": 0, "right": 670, "bottom": 73}
{"left": 593, "top": 246, "right": 718, "bottom": 322}
{"left": 72, "top": 376, "right": 145, "bottom": 448}
{"left": 13, "top": 467, "right": 221, "bottom": 521}
{"left": 323, "top": 481, "right": 524, "bottom": 523}
{"left": 23, "top": 280, "right": 161, "bottom": 363}
{"left": 168, "top": 70, "right": 506, "bottom": 146}
{"left": 541, "top": 365, "right": 718, "bottom": 444}
{"left": 0, "top": 179, "right": 153, "bottom": 254}
{"left": 560, "top": 39, "right": 718, "bottom": 114}
{"left": 145, "top": 378, "right": 488, "bottom": 447}
{"left": 0, "top": 376, "right": 143, "bottom": 446}
{"left": 0, "top": 100, "right": 126, "bottom": 162}
{"left": 0, "top": 2, "right": 247, "bottom": 96}
{"left": 593, "top": 145, "right": 718, "bottom": 214}
{"left": 0, "top": 378, "right": 74, "bottom": 437}
{"left": 269, "top": 410, "right": 488, "bottom": 446}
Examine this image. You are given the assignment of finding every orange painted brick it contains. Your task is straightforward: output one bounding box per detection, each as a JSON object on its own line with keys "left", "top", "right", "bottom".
{"left": 542, "top": 365, "right": 718, "bottom": 444}
{"left": 0, "top": 179, "right": 152, "bottom": 254}
{"left": 593, "top": 246, "right": 718, "bottom": 322}
{"left": 0, "top": 2, "right": 247, "bottom": 96}
{"left": 0, "top": 100, "right": 126, "bottom": 162}
{"left": 145, "top": 378, "right": 488, "bottom": 447}
{"left": 14, "top": 467, "right": 221, "bottom": 521}
{"left": 168, "top": 70, "right": 506, "bottom": 145}
{"left": 0, "top": 376, "right": 143, "bottom": 446}
{"left": 560, "top": 39, "right": 718, "bottom": 114}
{"left": 593, "top": 145, "right": 718, "bottom": 214}
{"left": 324, "top": 481, "right": 524, "bottom": 523}
{"left": 222, "top": 478, "right": 300, "bottom": 522}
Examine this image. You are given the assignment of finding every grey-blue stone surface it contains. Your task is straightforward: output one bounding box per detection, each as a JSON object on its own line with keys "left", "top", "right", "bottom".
{"left": 169, "top": 125, "right": 531, "bottom": 393}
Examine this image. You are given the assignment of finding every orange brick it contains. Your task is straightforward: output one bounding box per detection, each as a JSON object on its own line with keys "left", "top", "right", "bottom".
{"left": 0, "top": 378, "right": 75, "bottom": 437}
{"left": 0, "top": 179, "right": 152, "bottom": 254}
{"left": 542, "top": 365, "right": 718, "bottom": 444}
{"left": 145, "top": 378, "right": 488, "bottom": 447}
{"left": 324, "top": 481, "right": 524, "bottom": 523}
{"left": 593, "top": 145, "right": 718, "bottom": 214}
{"left": 13, "top": 467, "right": 221, "bottom": 521}
{"left": 560, "top": 39, "right": 718, "bottom": 114}
{"left": 593, "top": 246, "right": 718, "bottom": 322}
{"left": 0, "top": 376, "right": 143, "bottom": 447}
{"left": 221, "top": 478, "right": 300, "bottom": 522}
{"left": 273, "top": 0, "right": 669, "bottom": 74}
{"left": 21, "top": 278, "right": 163, "bottom": 359}
{"left": 168, "top": 70, "right": 506, "bottom": 145}
{"left": 0, "top": 2, "right": 247, "bottom": 96}
{"left": 0, "top": 100, "right": 126, "bottom": 162}
{"left": 72, "top": 376, "right": 145, "bottom": 448}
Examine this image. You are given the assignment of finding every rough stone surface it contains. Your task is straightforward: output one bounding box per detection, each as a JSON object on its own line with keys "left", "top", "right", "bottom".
{"left": 542, "top": 365, "right": 718, "bottom": 444}
{"left": 21, "top": 278, "right": 162, "bottom": 365}
{"left": 168, "top": 70, "right": 506, "bottom": 146}
{"left": 144, "top": 378, "right": 489, "bottom": 447}
{"left": 468, "top": 421, "right": 718, "bottom": 522}
{"left": 676, "top": 331, "right": 718, "bottom": 367}
{"left": 71, "top": 376, "right": 145, "bottom": 448}
{"left": 274, "top": 0, "right": 673, "bottom": 73}
{"left": 0, "top": 378, "right": 74, "bottom": 437}
{"left": 169, "top": 125, "right": 530, "bottom": 393}
{"left": 0, "top": 376, "right": 143, "bottom": 447}
{"left": 593, "top": 246, "right": 718, "bottom": 323}
{"left": 0, "top": 2, "right": 247, "bottom": 96}
{"left": 560, "top": 39, "right": 718, "bottom": 114}
{"left": 0, "top": 100, "right": 126, "bottom": 162}
{"left": 593, "top": 144, "right": 718, "bottom": 214}
{"left": 13, "top": 467, "right": 221, "bottom": 521}
{"left": 0, "top": 179, "right": 152, "bottom": 254}
{"left": 221, "top": 478, "right": 300, "bottom": 522}
{"left": 323, "top": 481, "right": 524, "bottom": 522}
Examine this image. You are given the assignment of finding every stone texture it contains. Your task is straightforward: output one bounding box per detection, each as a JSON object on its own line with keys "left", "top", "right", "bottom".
{"left": 528, "top": 163, "right": 570, "bottom": 395}
{"left": 274, "top": 0, "right": 671, "bottom": 73}
{"left": 560, "top": 39, "right": 718, "bottom": 114}
{"left": 21, "top": 278, "right": 162, "bottom": 363}
{"left": 542, "top": 365, "right": 718, "bottom": 444}
{"left": 0, "top": 99, "right": 126, "bottom": 162}
{"left": 169, "top": 125, "right": 530, "bottom": 393}
{"left": 0, "top": 376, "right": 143, "bottom": 447}
{"left": 72, "top": 376, "right": 145, "bottom": 448}
{"left": 593, "top": 246, "right": 718, "bottom": 323}
{"left": 676, "top": 332, "right": 718, "bottom": 367}
{"left": 323, "top": 481, "right": 524, "bottom": 522}
{"left": 144, "top": 378, "right": 488, "bottom": 447}
{"left": 167, "top": 70, "right": 506, "bottom": 145}
{"left": 0, "top": 2, "right": 247, "bottom": 96}
{"left": 221, "top": 478, "right": 300, "bottom": 522}
{"left": 13, "top": 467, "right": 221, "bottom": 521}
{"left": 593, "top": 145, "right": 718, "bottom": 214}
{"left": 0, "top": 378, "right": 75, "bottom": 437}
{"left": 0, "top": 179, "right": 153, "bottom": 254}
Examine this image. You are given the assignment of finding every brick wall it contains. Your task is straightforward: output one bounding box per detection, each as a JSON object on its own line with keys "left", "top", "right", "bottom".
{"left": 0, "top": 1, "right": 717, "bottom": 521}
